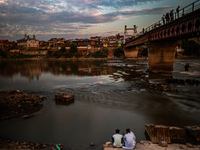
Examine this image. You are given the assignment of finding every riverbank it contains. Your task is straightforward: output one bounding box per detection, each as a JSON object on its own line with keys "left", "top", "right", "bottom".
{"left": 0, "top": 90, "right": 45, "bottom": 120}
{"left": 103, "top": 141, "right": 200, "bottom": 150}
{"left": 0, "top": 137, "right": 64, "bottom": 150}
{"left": 0, "top": 91, "right": 68, "bottom": 149}
{"left": 0, "top": 56, "right": 149, "bottom": 61}
{"left": 0, "top": 56, "right": 121, "bottom": 61}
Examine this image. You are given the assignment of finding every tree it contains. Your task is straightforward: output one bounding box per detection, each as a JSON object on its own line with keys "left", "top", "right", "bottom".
{"left": 0, "top": 49, "right": 6, "bottom": 58}
{"left": 101, "top": 48, "right": 109, "bottom": 56}
{"left": 92, "top": 50, "right": 107, "bottom": 58}
{"left": 47, "top": 50, "right": 52, "bottom": 55}
{"left": 182, "top": 40, "right": 200, "bottom": 56}
{"left": 113, "top": 48, "right": 124, "bottom": 57}
{"left": 60, "top": 45, "right": 66, "bottom": 53}
{"left": 64, "top": 52, "right": 73, "bottom": 58}
{"left": 69, "top": 43, "right": 78, "bottom": 53}
{"left": 53, "top": 51, "right": 62, "bottom": 58}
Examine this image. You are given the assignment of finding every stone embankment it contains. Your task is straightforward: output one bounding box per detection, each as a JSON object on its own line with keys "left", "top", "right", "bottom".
{"left": 103, "top": 141, "right": 200, "bottom": 150}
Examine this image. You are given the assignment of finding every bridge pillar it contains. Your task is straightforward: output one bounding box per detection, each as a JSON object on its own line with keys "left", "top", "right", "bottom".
{"left": 124, "top": 47, "right": 139, "bottom": 58}
{"left": 147, "top": 41, "right": 177, "bottom": 73}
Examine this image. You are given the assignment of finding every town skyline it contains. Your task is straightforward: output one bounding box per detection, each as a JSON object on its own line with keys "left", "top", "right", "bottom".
{"left": 0, "top": 0, "right": 196, "bottom": 41}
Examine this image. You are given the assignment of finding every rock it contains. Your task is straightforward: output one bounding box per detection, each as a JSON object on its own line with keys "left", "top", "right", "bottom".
{"left": 43, "top": 144, "right": 47, "bottom": 148}
{"left": 90, "top": 142, "right": 95, "bottom": 146}
{"left": 179, "top": 145, "right": 187, "bottom": 149}
{"left": 159, "top": 141, "right": 168, "bottom": 147}
{"left": 57, "top": 144, "right": 63, "bottom": 149}
{"left": 186, "top": 143, "right": 194, "bottom": 148}
{"left": 103, "top": 141, "right": 113, "bottom": 148}
{"left": 55, "top": 92, "right": 75, "bottom": 102}
{"left": 17, "top": 146, "right": 22, "bottom": 149}
{"left": 51, "top": 146, "right": 56, "bottom": 150}
{"left": 105, "top": 141, "right": 112, "bottom": 146}
{"left": 140, "top": 140, "right": 152, "bottom": 144}
{"left": 22, "top": 114, "right": 31, "bottom": 119}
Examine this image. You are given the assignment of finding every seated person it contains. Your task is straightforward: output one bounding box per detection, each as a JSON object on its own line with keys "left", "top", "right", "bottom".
{"left": 123, "top": 128, "right": 136, "bottom": 149}
{"left": 112, "top": 129, "right": 123, "bottom": 148}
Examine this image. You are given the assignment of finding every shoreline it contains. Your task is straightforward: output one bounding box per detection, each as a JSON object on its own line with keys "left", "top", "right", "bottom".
{"left": 0, "top": 56, "right": 198, "bottom": 62}
{"left": 103, "top": 141, "right": 200, "bottom": 150}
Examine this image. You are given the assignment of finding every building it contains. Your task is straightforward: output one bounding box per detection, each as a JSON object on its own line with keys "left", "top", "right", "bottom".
{"left": 0, "top": 40, "right": 17, "bottom": 51}
{"left": 90, "top": 36, "right": 101, "bottom": 52}
{"left": 39, "top": 41, "right": 49, "bottom": 48}
{"left": 48, "top": 38, "right": 65, "bottom": 47}
{"left": 17, "top": 34, "right": 39, "bottom": 48}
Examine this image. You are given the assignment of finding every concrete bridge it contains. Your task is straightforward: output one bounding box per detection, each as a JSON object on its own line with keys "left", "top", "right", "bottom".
{"left": 124, "top": 0, "right": 200, "bottom": 73}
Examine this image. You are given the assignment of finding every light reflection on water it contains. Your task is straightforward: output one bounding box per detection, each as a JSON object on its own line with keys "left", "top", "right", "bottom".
{"left": 0, "top": 59, "right": 200, "bottom": 150}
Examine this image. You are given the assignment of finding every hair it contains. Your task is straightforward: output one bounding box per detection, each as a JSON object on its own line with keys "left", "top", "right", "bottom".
{"left": 115, "top": 129, "right": 120, "bottom": 133}
{"left": 126, "top": 128, "right": 130, "bottom": 133}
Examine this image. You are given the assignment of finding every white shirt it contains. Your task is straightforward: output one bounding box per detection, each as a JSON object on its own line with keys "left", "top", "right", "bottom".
{"left": 112, "top": 133, "right": 123, "bottom": 148}
{"left": 123, "top": 132, "right": 136, "bottom": 149}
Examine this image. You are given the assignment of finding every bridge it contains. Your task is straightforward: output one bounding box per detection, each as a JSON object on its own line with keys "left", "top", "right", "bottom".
{"left": 124, "top": 0, "right": 200, "bottom": 73}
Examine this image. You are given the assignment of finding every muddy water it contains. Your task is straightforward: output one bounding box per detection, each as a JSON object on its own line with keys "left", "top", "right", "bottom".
{"left": 0, "top": 59, "right": 200, "bottom": 150}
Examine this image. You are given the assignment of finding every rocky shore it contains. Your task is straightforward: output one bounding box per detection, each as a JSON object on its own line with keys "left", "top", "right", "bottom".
{"left": 0, "top": 137, "right": 64, "bottom": 150}
{"left": 0, "top": 90, "right": 45, "bottom": 121}
{"left": 134, "top": 77, "right": 200, "bottom": 93}
{"left": 103, "top": 141, "right": 200, "bottom": 150}
{"left": 0, "top": 90, "right": 67, "bottom": 149}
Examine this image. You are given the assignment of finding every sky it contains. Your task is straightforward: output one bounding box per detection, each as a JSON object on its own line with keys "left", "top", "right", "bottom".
{"left": 0, "top": 0, "right": 196, "bottom": 41}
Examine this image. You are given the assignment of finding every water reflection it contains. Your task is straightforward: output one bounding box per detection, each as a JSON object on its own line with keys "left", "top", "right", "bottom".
{"left": 0, "top": 61, "right": 115, "bottom": 82}
{"left": 0, "top": 60, "right": 149, "bottom": 82}
{"left": 55, "top": 100, "right": 75, "bottom": 106}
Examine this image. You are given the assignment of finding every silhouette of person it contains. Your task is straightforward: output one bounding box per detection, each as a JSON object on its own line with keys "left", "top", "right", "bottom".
{"left": 170, "top": 9, "right": 174, "bottom": 21}
{"left": 162, "top": 15, "right": 165, "bottom": 25}
{"left": 176, "top": 6, "right": 180, "bottom": 18}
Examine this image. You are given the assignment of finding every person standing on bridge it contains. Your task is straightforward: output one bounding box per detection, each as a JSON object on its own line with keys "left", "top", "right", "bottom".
{"left": 162, "top": 15, "right": 165, "bottom": 25}
{"left": 170, "top": 9, "right": 174, "bottom": 21}
{"left": 176, "top": 6, "right": 180, "bottom": 18}
{"left": 165, "top": 12, "right": 169, "bottom": 23}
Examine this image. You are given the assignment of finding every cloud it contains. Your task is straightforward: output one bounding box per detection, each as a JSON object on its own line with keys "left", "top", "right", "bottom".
{"left": 0, "top": 0, "right": 171, "bottom": 40}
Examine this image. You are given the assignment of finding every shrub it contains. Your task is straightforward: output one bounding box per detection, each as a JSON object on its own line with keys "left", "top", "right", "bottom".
{"left": 74, "top": 52, "right": 83, "bottom": 58}
{"left": 101, "top": 48, "right": 109, "bottom": 56}
{"left": 53, "top": 51, "right": 62, "bottom": 58}
{"left": 60, "top": 46, "right": 66, "bottom": 53}
{"left": 113, "top": 48, "right": 124, "bottom": 57}
{"left": 182, "top": 40, "right": 200, "bottom": 56}
{"left": 0, "top": 49, "right": 6, "bottom": 58}
{"left": 92, "top": 50, "right": 107, "bottom": 58}
{"left": 64, "top": 52, "right": 73, "bottom": 58}
{"left": 10, "top": 54, "right": 34, "bottom": 59}
{"left": 69, "top": 43, "right": 78, "bottom": 53}
{"left": 47, "top": 50, "right": 52, "bottom": 55}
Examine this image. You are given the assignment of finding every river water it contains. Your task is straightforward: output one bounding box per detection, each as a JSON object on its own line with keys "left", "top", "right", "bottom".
{"left": 0, "top": 59, "right": 200, "bottom": 149}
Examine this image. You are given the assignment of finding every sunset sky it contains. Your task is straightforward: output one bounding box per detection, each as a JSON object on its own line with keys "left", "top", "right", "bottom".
{"left": 0, "top": 0, "right": 196, "bottom": 41}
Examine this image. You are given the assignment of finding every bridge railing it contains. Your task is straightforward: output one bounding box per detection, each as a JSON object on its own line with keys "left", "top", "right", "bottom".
{"left": 144, "top": 0, "right": 200, "bottom": 33}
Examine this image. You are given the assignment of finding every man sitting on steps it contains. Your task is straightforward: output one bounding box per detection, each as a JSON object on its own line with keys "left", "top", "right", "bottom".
{"left": 112, "top": 129, "right": 123, "bottom": 148}
{"left": 123, "top": 128, "right": 136, "bottom": 149}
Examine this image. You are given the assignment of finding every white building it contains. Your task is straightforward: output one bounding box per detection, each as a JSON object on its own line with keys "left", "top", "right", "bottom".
{"left": 17, "top": 34, "right": 39, "bottom": 48}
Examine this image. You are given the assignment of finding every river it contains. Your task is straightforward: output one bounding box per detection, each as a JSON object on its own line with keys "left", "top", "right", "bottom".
{"left": 0, "top": 59, "right": 200, "bottom": 149}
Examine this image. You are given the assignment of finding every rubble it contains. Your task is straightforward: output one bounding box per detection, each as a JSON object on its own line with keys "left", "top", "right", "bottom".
{"left": 0, "top": 90, "right": 45, "bottom": 121}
